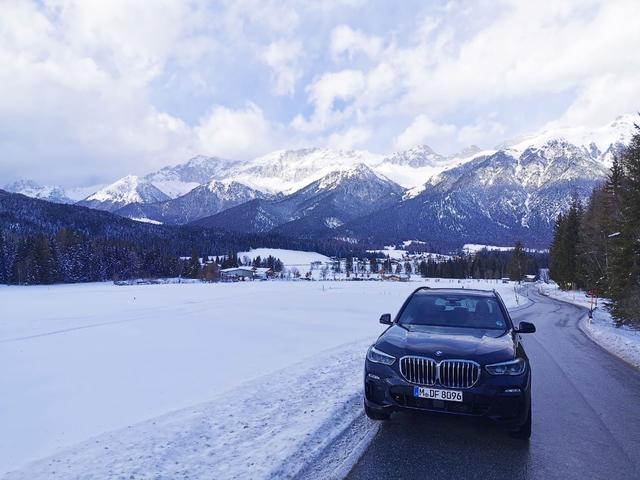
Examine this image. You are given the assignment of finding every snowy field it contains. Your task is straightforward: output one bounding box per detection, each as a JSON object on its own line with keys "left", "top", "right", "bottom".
{"left": 539, "top": 284, "right": 640, "bottom": 369}
{"left": 0, "top": 278, "right": 525, "bottom": 479}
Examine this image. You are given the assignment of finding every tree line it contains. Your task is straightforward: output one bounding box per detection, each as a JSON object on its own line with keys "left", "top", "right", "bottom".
{"left": 0, "top": 228, "right": 183, "bottom": 284}
{"left": 550, "top": 119, "right": 640, "bottom": 324}
{"left": 416, "top": 244, "right": 545, "bottom": 281}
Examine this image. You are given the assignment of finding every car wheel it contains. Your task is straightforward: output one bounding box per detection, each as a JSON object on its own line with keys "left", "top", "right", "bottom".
{"left": 510, "top": 405, "right": 531, "bottom": 440}
{"left": 364, "top": 402, "right": 390, "bottom": 421}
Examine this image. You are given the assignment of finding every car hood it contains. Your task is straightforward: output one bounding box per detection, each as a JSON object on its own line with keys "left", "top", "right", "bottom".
{"left": 376, "top": 324, "right": 516, "bottom": 365}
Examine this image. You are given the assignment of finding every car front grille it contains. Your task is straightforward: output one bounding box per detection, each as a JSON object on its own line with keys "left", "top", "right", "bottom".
{"left": 399, "top": 356, "right": 480, "bottom": 389}
{"left": 400, "top": 356, "right": 437, "bottom": 386}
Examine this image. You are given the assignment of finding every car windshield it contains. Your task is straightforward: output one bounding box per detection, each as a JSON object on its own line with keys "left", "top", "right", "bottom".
{"left": 397, "top": 293, "right": 508, "bottom": 330}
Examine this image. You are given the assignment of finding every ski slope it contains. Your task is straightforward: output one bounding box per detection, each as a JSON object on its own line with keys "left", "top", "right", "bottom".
{"left": 0, "top": 279, "right": 526, "bottom": 478}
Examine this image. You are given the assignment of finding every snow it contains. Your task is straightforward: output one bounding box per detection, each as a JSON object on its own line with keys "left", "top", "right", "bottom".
{"left": 463, "top": 243, "right": 516, "bottom": 253}
{"left": 149, "top": 179, "right": 200, "bottom": 198}
{"left": 237, "top": 248, "right": 331, "bottom": 267}
{"left": 373, "top": 146, "right": 495, "bottom": 189}
{"left": 3, "top": 180, "right": 73, "bottom": 204}
{"left": 224, "top": 148, "right": 383, "bottom": 194}
{"left": 324, "top": 217, "right": 344, "bottom": 229}
{"left": 539, "top": 284, "right": 640, "bottom": 369}
{"left": 462, "top": 243, "right": 548, "bottom": 254}
{"left": 84, "top": 175, "right": 168, "bottom": 205}
{"left": 366, "top": 246, "right": 408, "bottom": 260}
{"left": 0, "top": 279, "right": 524, "bottom": 478}
{"left": 129, "top": 217, "right": 163, "bottom": 225}
{"left": 66, "top": 184, "right": 108, "bottom": 201}
{"left": 504, "top": 114, "right": 636, "bottom": 163}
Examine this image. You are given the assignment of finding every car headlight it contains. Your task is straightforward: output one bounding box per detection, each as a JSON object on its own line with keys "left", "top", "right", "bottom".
{"left": 367, "top": 346, "right": 396, "bottom": 365}
{"left": 485, "top": 358, "right": 526, "bottom": 375}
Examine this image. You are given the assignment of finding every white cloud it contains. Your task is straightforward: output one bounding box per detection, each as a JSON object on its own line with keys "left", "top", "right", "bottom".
{"left": 457, "top": 116, "right": 506, "bottom": 146}
{"left": 261, "top": 40, "right": 303, "bottom": 96}
{"left": 299, "top": 1, "right": 640, "bottom": 151}
{"left": 330, "top": 25, "right": 382, "bottom": 61}
{"left": 292, "top": 69, "right": 365, "bottom": 132}
{"left": 195, "top": 104, "right": 276, "bottom": 160}
{"left": 545, "top": 73, "right": 640, "bottom": 129}
{"left": 328, "top": 126, "right": 372, "bottom": 150}
{"left": 1, "top": 0, "right": 640, "bottom": 185}
{"left": 394, "top": 115, "right": 456, "bottom": 150}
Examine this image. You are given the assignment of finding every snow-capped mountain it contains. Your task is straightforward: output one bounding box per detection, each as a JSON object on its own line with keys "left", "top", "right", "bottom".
{"left": 4, "top": 179, "right": 74, "bottom": 204}
{"left": 337, "top": 116, "right": 637, "bottom": 249}
{"left": 144, "top": 156, "right": 241, "bottom": 198}
{"left": 378, "top": 145, "right": 445, "bottom": 168}
{"left": 216, "top": 148, "right": 384, "bottom": 194}
{"left": 373, "top": 144, "right": 492, "bottom": 188}
{"left": 115, "top": 180, "right": 269, "bottom": 224}
{"left": 21, "top": 113, "right": 638, "bottom": 249}
{"left": 501, "top": 114, "right": 635, "bottom": 166}
{"left": 78, "top": 175, "right": 170, "bottom": 212}
{"left": 193, "top": 163, "right": 404, "bottom": 235}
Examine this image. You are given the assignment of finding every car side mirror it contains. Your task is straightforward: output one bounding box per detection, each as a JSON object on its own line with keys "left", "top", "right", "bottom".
{"left": 379, "top": 313, "right": 392, "bottom": 325}
{"left": 516, "top": 321, "right": 536, "bottom": 334}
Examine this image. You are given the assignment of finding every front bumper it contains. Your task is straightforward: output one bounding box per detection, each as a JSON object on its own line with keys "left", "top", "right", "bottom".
{"left": 364, "top": 360, "right": 531, "bottom": 427}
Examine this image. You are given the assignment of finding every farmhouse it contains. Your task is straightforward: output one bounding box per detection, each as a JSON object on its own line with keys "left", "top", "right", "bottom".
{"left": 220, "top": 267, "right": 273, "bottom": 281}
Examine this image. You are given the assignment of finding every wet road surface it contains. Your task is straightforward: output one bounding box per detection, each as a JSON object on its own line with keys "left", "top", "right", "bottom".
{"left": 347, "top": 288, "right": 640, "bottom": 480}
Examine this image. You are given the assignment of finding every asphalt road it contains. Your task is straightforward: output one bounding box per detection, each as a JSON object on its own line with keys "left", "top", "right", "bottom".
{"left": 346, "top": 288, "right": 640, "bottom": 480}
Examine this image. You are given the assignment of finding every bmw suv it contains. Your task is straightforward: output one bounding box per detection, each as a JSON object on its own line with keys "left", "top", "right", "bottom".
{"left": 363, "top": 287, "right": 535, "bottom": 439}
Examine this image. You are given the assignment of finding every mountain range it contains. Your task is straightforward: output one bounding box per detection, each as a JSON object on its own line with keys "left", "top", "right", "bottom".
{"left": 4, "top": 114, "right": 636, "bottom": 250}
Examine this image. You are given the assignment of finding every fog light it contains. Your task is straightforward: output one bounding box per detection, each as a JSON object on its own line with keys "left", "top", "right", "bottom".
{"left": 367, "top": 373, "right": 381, "bottom": 380}
{"left": 504, "top": 388, "right": 521, "bottom": 393}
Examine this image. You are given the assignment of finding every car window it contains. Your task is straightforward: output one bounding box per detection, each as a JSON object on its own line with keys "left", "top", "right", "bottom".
{"left": 398, "top": 294, "right": 508, "bottom": 330}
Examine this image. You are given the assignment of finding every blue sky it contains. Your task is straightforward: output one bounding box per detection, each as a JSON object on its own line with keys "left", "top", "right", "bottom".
{"left": 1, "top": 0, "right": 639, "bottom": 186}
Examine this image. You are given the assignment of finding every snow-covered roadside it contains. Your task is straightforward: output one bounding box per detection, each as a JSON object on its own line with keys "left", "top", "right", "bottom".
{"left": 538, "top": 284, "right": 640, "bottom": 369}
{"left": 2, "top": 340, "right": 375, "bottom": 480}
{"left": 0, "top": 279, "right": 527, "bottom": 478}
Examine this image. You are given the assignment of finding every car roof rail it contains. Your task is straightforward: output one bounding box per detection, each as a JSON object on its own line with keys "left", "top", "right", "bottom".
{"left": 411, "top": 286, "right": 431, "bottom": 295}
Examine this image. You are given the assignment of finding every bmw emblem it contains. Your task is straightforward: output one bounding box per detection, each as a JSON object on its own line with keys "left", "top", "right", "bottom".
{"left": 435, "top": 350, "right": 443, "bottom": 356}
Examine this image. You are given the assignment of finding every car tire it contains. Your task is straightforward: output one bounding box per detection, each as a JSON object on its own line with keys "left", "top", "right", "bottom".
{"left": 364, "top": 402, "right": 390, "bottom": 421}
{"left": 509, "top": 405, "right": 531, "bottom": 440}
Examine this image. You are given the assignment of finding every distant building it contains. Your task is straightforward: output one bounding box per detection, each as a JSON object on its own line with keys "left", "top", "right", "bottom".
{"left": 381, "top": 274, "right": 408, "bottom": 282}
{"left": 220, "top": 267, "right": 273, "bottom": 281}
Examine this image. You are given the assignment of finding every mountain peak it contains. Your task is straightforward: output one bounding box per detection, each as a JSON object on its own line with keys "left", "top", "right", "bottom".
{"left": 81, "top": 175, "right": 169, "bottom": 211}
{"left": 144, "top": 155, "right": 240, "bottom": 198}
{"left": 448, "top": 145, "right": 483, "bottom": 160}
{"left": 4, "top": 179, "right": 73, "bottom": 204}
{"left": 503, "top": 113, "right": 637, "bottom": 160}
{"left": 5, "top": 179, "right": 42, "bottom": 191}
{"left": 381, "top": 144, "right": 444, "bottom": 168}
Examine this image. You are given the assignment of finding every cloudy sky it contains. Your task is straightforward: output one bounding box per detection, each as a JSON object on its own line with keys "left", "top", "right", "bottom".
{"left": 1, "top": 0, "right": 639, "bottom": 187}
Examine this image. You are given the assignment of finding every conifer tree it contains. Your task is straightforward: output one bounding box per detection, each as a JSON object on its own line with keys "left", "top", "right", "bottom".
{"left": 507, "top": 241, "right": 527, "bottom": 281}
{"left": 185, "top": 249, "right": 201, "bottom": 279}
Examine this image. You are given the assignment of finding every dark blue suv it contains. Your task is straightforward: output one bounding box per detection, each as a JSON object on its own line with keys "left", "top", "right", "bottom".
{"left": 364, "top": 287, "right": 535, "bottom": 439}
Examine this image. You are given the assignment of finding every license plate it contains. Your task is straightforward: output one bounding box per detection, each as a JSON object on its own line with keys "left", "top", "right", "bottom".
{"left": 414, "top": 386, "right": 463, "bottom": 402}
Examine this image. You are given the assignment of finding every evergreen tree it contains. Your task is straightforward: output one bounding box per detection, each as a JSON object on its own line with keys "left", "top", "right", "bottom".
{"left": 185, "top": 249, "right": 202, "bottom": 279}
{"left": 404, "top": 261, "right": 412, "bottom": 275}
{"left": 507, "top": 241, "right": 527, "bottom": 282}
{"left": 550, "top": 198, "right": 583, "bottom": 289}
{"left": 611, "top": 121, "right": 640, "bottom": 320}
{"left": 345, "top": 256, "right": 353, "bottom": 275}
{"left": 0, "top": 231, "right": 6, "bottom": 283}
